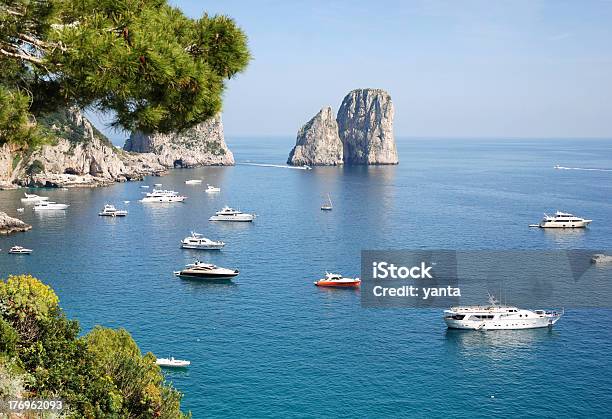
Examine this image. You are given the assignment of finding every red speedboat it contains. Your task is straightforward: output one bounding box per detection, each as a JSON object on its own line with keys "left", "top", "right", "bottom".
{"left": 314, "top": 273, "right": 361, "bottom": 288}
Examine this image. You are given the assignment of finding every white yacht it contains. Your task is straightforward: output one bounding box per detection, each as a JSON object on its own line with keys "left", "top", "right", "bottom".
{"left": 205, "top": 184, "right": 221, "bottom": 193}
{"left": 16, "top": 208, "right": 24, "bottom": 212}
{"left": 33, "top": 201, "right": 69, "bottom": 211}
{"left": 181, "top": 232, "right": 225, "bottom": 250}
{"left": 98, "top": 204, "right": 128, "bottom": 217}
{"left": 209, "top": 206, "right": 255, "bottom": 222}
{"left": 591, "top": 254, "right": 612, "bottom": 264}
{"left": 174, "top": 261, "right": 239, "bottom": 280}
{"left": 536, "top": 211, "right": 592, "bottom": 228}
{"left": 141, "top": 189, "right": 186, "bottom": 203}
{"left": 185, "top": 179, "right": 202, "bottom": 185}
{"left": 21, "top": 193, "right": 49, "bottom": 203}
{"left": 444, "top": 295, "right": 563, "bottom": 330}
{"left": 9, "top": 246, "right": 33, "bottom": 254}
{"left": 156, "top": 357, "right": 190, "bottom": 368}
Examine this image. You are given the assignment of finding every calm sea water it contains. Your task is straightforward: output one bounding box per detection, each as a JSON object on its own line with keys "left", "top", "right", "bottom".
{"left": 1, "top": 138, "right": 611, "bottom": 418}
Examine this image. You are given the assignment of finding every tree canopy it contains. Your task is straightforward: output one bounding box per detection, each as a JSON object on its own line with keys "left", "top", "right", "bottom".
{"left": 0, "top": 0, "right": 250, "bottom": 146}
{"left": 0, "top": 274, "right": 187, "bottom": 417}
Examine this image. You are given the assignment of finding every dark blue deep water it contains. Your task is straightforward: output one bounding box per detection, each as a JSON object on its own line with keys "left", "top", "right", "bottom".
{"left": 1, "top": 138, "right": 611, "bottom": 418}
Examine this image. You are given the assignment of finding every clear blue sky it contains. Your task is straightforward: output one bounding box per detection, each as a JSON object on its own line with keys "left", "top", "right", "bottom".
{"left": 92, "top": 0, "right": 612, "bottom": 142}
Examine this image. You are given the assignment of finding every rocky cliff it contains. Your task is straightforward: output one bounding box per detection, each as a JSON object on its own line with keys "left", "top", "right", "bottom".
{"left": 287, "top": 107, "right": 343, "bottom": 166}
{"left": 0, "top": 109, "right": 233, "bottom": 188}
{"left": 124, "top": 114, "right": 234, "bottom": 167}
{"left": 0, "top": 211, "right": 31, "bottom": 235}
{"left": 337, "top": 89, "right": 398, "bottom": 165}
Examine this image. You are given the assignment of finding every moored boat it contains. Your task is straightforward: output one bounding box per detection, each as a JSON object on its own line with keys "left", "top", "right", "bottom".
{"left": 174, "top": 261, "right": 239, "bottom": 280}
{"left": 156, "top": 357, "right": 191, "bottom": 368}
{"left": 209, "top": 206, "right": 254, "bottom": 222}
{"left": 591, "top": 254, "right": 612, "bottom": 264}
{"left": 185, "top": 179, "right": 203, "bottom": 185}
{"left": 205, "top": 184, "right": 221, "bottom": 193}
{"left": 21, "top": 193, "right": 49, "bottom": 203}
{"left": 314, "top": 273, "right": 361, "bottom": 288}
{"left": 99, "top": 204, "right": 128, "bottom": 217}
{"left": 9, "top": 246, "right": 33, "bottom": 254}
{"left": 181, "top": 232, "right": 225, "bottom": 250}
{"left": 141, "top": 189, "right": 187, "bottom": 203}
{"left": 536, "top": 211, "right": 592, "bottom": 228}
{"left": 33, "top": 201, "right": 69, "bottom": 211}
{"left": 443, "top": 294, "right": 563, "bottom": 330}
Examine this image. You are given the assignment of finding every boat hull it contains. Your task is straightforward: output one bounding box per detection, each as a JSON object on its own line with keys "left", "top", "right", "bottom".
{"left": 141, "top": 197, "right": 185, "bottom": 203}
{"left": 314, "top": 280, "right": 360, "bottom": 288}
{"left": 181, "top": 243, "right": 224, "bottom": 250}
{"left": 444, "top": 317, "right": 560, "bottom": 330}
{"left": 539, "top": 220, "right": 591, "bottom": 228}
{"left": 176, "top": 269, "right": 239, "bottom": 280}
{"left": 209, "top": 216, "right": 254, "bottom": 222}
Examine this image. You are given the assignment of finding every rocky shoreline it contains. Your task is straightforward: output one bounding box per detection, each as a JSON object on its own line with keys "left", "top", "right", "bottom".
{"left": 0, "top": 109, "right": 234, "bottom": 189}
{"left": 0, "top": 211, "right": 32, "bottom": 235}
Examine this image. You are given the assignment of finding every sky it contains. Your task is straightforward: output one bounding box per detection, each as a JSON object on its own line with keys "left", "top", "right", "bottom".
{"left": 91, "top": 0, "right": 612, "bottom": 143}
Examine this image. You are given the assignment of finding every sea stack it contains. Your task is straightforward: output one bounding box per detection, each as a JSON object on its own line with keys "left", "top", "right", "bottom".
{"left": 337, "top": 89, "right": 399, "bottom": 165}
{"left": 124, "top": 114, "right": 234, "bottom": 167}
{"left": 287, "top": 107, "right": 343, "bottom": 166}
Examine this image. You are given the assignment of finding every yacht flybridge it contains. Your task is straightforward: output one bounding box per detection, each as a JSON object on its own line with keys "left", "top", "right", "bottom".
{"left": 444, "top": 294, "right": 563, "bottom": 330}
{"left": 209, "top": 206, "right": 255, "bottom": 222}
{"left": 314, "top": 273, "right": 361, "bottom": 288}
{"left": 141, "top": 189, "right": 186, "bottom": 203}
{"left": 98, "top": 204, "right": 128, "bottom": 217}
{"left": 33, "top": 201, "right": 69, "bottom": 211}
{"left": 181, "top": 232, "right": 225, "bottom": 250}
{"left": 534, "top": 211, "right": 592, "bottom": 228}
{"left": 21, "top": 193, "right": 49, "bottom": 203}
{"left": 174, "top": 261, "right": 239, "bottom": 280}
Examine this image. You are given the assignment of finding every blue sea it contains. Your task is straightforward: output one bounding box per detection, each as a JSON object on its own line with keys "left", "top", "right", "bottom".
{"left": 1, "top": 138, "right": 611, "bottom": 418}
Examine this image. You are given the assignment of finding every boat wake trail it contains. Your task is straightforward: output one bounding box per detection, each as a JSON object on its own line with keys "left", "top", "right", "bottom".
{"left": 238, "top": 162, "right": 312, "bottom": 170}
{"left": 554, "top": 165, "right": 612, "bottom": 172}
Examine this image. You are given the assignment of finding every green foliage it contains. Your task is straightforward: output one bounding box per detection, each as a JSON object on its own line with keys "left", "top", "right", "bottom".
{"left": 0, "top": 274, "right": 188, "bottom": 417}
{"left": 0, "top": 0, "right": 250, "bottom": 148}
{"left": 26, "top": 159, "right": 45, "bottom": 176}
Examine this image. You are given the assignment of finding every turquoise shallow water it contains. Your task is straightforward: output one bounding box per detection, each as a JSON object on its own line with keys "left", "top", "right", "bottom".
{"left": 1, "top": 138, "right": 611, "bottom": 417}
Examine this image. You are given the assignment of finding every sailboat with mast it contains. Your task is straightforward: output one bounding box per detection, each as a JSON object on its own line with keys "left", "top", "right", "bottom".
{"left": 321, "top": 193, "right": 333, "bottom": 211}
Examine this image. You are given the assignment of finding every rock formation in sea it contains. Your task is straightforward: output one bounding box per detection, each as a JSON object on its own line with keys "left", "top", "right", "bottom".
{"left": 124, "top": 114, "right": 234, "bottom": 167}
{"left": 337, "top": 88, "right": 398, "bottom": 165}
{"left": 0, "top": 211, "right": 32, "bottom": 235}
{"left": 287, "top": 107, "right": 343, "bottom": 166}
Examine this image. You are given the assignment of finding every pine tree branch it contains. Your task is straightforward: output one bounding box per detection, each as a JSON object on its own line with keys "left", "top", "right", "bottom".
{"left": 0, "top": 47, "right": 45, "bottom": 65}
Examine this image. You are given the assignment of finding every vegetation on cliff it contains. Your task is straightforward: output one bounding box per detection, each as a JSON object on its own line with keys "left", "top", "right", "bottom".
{"left": 0, "top": 274, "right": 187, "bottom": 417}
{"left": 0, "top": 0, "right": 250, "bottom": 148}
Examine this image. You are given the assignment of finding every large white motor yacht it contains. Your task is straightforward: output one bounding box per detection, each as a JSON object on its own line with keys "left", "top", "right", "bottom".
{"left": 444, "top": 295, "right": 563, "bottom": 330}
{"left": 21, "top": 193, "right": 49, "bottom": 203}
{"left": 536, "top": 211, "right": 592, "bottom": 228}
{"left": 99, "top": 204, "right": 128, "bottom": 217}
{"left": 181, "top": 232, "right": 225, "bottom": 250}
{"left": 141, "top": 189, "right": 186, "bottom": 203}
{"left": 209, "top": 206, "right": 255, "bottom": 222}
{"left": 33, "top": 201, "right": 69, "bottom": 211}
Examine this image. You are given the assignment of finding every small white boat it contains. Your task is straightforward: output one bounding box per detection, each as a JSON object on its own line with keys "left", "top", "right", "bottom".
{"left": 591, "top": 254, "right": 612, "bottom": 264}
{"left": 21, "top": 193, "right": 49, "bottom": 203}
{"left": 156, "top": 357, "right": 191, "bottom": 368}
{"left": 154, "top": 183, "right": 162, "bottom": 187}
{"left": 99, "top": 204, "right": 128, "bottom": 217}
{"left": 185, "top": 179, "right": 203, "bottom": 185}
{"left": 9, "top": 246, "right": 33, "bottom": 254}
{"left": 16, "top": 208, "right": 24, "bottom": 212}
{"left": 321, "top": 193, "right": 333, "bottom": 211}
{"left": 123, "top": 200, "right": 130, "bottom": 204}
{"left": 314, "top": 273, "right": 360, "bottom": 288}
{"left": 140, "top": 185, "right": 150, "bottom": 189}
{"left": 536, "top": 211, "right": 592, "bottom": 228}
{"left": 209, "top": 206, "right": 254, "bottom": 222}
{"left": 174, "top": 261, "right": 239, "bottom": 280}
{"left": 33, "top": 201, "right": 69, "bottom": 211}
{"left": 181, "top": 232, "right": 225, "bottom": 250}
{"left": 141, "top": 189, "right": 186, "bottom": 203}
{"left": 205, "top": 184, "right": 221, "bottom": 193}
